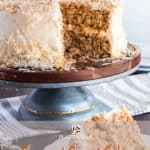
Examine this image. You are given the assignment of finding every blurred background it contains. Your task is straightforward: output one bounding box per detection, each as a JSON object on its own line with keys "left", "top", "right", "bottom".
{"left": 124, "top": 0, "right": 150, "bottom": 61}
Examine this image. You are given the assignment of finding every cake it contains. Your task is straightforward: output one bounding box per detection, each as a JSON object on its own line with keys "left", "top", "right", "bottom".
{"left": 69, "top": 107, "right": 149, "bottom": 150}
{"left": 0, "top": 0, "right": 127, "bottom": 70}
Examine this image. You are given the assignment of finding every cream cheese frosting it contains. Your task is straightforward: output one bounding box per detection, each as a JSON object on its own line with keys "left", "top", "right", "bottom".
{"left": 109, "top": 1, "right": 127, "bottom": 57}
{"left": 0, "top": 0, "right": 66, "bottom": 69}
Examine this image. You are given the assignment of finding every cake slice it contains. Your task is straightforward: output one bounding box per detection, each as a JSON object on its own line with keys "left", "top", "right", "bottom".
{"left": 0, "top": 0, "right": 127, "bottom": 70}
{"left": 69, "top": 107, "right": 149, "bottom": 150}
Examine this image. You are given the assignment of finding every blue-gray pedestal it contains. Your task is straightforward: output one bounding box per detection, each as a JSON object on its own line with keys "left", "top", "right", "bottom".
{"left": 18, "top": 87, "right": 110, "bottom": 121}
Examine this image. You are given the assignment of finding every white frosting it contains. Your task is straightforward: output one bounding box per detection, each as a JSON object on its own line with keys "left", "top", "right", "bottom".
{"left": 110, "top": 3, "right": 127, "bottom": 57}
{"left": 0, "top": 12, "right": 25, "bottom": 42}
{"left": 0, "top": 1, "right": 65, "bottom": 69}
{"left": 0, "top": 6, "right": 62, "bottom": 52}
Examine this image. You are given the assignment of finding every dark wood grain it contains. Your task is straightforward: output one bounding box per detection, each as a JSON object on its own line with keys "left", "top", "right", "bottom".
{"left": 0, "top": 54, "right": 140, "bottom": 83}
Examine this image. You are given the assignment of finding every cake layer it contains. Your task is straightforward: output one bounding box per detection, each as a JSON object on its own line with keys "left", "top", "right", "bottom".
{"left": 60, "top": 2, "right": 111, "bottom": 31}
{"left": 64, "top": 30, "right": 111, "bottom": 59}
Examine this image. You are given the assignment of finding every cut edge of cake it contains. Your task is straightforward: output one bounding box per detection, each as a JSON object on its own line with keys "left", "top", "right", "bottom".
{"left": 60, "top": 0, "right": 127, "bottom": 60}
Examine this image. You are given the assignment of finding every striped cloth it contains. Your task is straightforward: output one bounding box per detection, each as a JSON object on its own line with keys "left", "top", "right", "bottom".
{"left": 89, "top": 73, "right": 150, "bottom": 116}
{"left": 0, "top": 73, "right": 150, "bottom": 144}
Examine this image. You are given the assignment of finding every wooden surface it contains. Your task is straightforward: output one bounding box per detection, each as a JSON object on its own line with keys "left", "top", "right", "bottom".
{"left": 0, "top": 54, "right": 140, "bottom": 83}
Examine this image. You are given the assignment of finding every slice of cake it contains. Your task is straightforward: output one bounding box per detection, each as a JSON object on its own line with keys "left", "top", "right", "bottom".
{"left": 69, "top": 107, "right": 149, "bottom": 150}
{"left": 0, "top": 0, "right": 127, "bottom": 70}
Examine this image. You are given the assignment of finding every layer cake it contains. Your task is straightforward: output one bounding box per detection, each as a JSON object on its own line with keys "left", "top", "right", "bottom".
{"left": 0, "top": 0, "right": 127, "bottom": 70}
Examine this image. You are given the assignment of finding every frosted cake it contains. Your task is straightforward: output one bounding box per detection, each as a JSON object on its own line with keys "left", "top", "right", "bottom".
{"left": 0, "top": 0, "right": 127, "bottom": 70}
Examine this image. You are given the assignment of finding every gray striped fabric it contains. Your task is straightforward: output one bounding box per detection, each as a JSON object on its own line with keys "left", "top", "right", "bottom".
{"left": 88, "top": 73, "right": 150, "bottom": 116}
{"left": 0, "top": 73, "right": 150, "bottom": 143}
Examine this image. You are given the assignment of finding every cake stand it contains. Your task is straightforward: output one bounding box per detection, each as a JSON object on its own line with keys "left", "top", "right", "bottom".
{"left": 0, "top": 46, "right": 141, "bottom": 121}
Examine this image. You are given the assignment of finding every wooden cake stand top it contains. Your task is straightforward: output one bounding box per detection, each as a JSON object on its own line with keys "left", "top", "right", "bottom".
{"left": 0, "top": 44, "right": 141, "bottom": 83}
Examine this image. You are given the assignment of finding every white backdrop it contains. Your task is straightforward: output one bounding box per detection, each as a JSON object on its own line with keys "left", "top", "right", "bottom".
{"left": 123, "top": 0, "right": 150, "bottom": 57}
{"left": 124, "top": 0, "right": 150, "bottom": 44}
